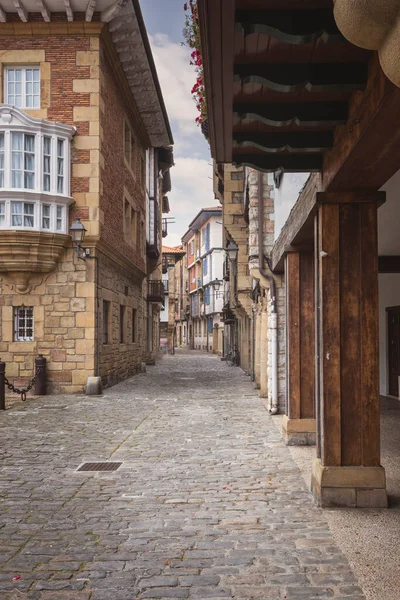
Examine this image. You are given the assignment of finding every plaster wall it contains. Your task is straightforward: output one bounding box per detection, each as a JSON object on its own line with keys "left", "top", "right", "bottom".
{"left": 378, "top": 274, "right": 400, "bottom": 396}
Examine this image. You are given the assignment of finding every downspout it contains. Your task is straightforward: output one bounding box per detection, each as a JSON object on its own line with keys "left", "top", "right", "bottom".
{"left": 258, "top": 171, "right": 279, "bottom": 414}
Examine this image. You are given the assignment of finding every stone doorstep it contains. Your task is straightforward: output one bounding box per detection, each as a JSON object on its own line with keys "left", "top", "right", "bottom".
{"left": 311, "top": 458, "right": 388, "bottom": 508}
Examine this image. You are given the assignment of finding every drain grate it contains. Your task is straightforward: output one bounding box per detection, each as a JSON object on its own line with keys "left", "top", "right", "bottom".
{"left": 77, "top": 462, "right": 122, "bottom": 472}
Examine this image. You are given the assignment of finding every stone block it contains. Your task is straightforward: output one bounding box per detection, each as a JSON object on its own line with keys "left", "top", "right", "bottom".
{"left": 86, "top": 376, "right": 102, "bottom": 395}
{"left": 70, "top": 298, "right": 86, "bottom": 312}
{"left": 356, "top": 489, "right": 388, "bottom": 508}
{"left": 76, "top": 50, "right": 99, "bottom": 66}
{"left": 51, "top": 350, "right": 67, "bottom": 362}
{"left": 73, "top": 78, "right": 100, "bottom": 93}
{"left": 73, "top": 106, "right": 99, "bottom": 122}
{"left": 76, "top": 282, "right": 95, "bottom": 298}
{"left": 73, "top": 135, "right": 100, "bottom": 150}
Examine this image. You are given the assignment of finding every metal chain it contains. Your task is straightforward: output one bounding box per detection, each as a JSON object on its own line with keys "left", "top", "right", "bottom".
{"left": 4, "top": 367, "right": 40, "bottom": 402}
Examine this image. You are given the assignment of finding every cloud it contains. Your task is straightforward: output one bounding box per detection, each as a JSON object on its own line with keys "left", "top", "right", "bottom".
{"left": 150, "top": 33, "right": 199, "bottom": 139}
{"left": 148, "top": 33, "right": 218, "bottom": 244}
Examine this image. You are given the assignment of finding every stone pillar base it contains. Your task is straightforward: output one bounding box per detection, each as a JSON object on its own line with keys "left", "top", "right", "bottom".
{"left": 311, "top": 458, "right": 388, "bottom": 508}
{"left": 281, "top": 415, "right": 316, "bottom": 446}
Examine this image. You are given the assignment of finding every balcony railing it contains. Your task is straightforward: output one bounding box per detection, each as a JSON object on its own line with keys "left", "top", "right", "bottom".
{"left": 147, "top": 280, "right": 165, "bottom": 306}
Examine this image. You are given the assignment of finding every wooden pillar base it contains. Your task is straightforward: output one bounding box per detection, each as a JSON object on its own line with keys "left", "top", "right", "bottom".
{"left": 281, "top": 415, "right": 316, "bottom": 446}
{"left": 311, "top": 458, "right": 387, "bottom": 508}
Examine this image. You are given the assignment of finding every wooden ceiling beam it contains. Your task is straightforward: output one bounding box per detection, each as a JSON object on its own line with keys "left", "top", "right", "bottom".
{"left": 85, "top": 0, "right": 96, "bottom": 22}
{"left": 234, "top": 63, "right": 368, "bottom": 93}
{"left": 235, "top": 9, "right": 344, "bottom": 45}
{"left": 233, "top": 131, "right": 333, "bottom": 153}
{"left": 13, "top": 0, "right": 27, "bottom": 22}
{"left": 233, "top": 102, "right": 348, "bottom": 127}
{"left": 64, "top": 0, "right": 73, "bottom": 21}
{"left": 37, "top": 0, "right": 50, "bottom": 22}
{"left": 232, "top": 153, "right": 322, "bottom": 172}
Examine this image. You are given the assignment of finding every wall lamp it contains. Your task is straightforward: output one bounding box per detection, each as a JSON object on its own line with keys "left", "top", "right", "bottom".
{"left": 226, "top": 240, "right": 238, "bottom": 262}
{"left": 69, "top": 218, "right": 91, "bottom": 260}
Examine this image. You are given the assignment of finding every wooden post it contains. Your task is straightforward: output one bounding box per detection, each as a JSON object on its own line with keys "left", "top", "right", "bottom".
{"left": 312, "top": 192, "right": 387, "bottom": 508}
{"left": 282, "top": 251, "right": 316, "bottom": 445}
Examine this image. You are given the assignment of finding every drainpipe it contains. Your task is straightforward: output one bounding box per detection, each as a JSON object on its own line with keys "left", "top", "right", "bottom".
{"left": 258, "top": 171, "right": 279, "bottom": 414}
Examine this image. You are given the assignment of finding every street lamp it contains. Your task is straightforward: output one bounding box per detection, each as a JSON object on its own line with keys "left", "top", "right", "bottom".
{"left": 226, "top": 240, "right": 238, "bottom": 262}
{"left": 213, "top": 279, "right": 223, "bottom": 299}
{"left": 69, "top": 218, "right": 88, "bottom": 260}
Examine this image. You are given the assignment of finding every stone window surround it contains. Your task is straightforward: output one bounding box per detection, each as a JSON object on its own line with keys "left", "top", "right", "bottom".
{"left": 4, "top": 65, "right": 41, "bottom": 110}
{"left": 0, "top": 50, "right": 51, "bottom": 120}
{"left": 123, "top": 187, "right": 143, "bottom": 250}
{"left": 101, "top": 288, "right": 139, "bottom": 349}
{"left": 0, "top": 105, "right": 75, "bottom": 234}
{"left": 13, "top": 305, "right": 34, "bottom": 342}
{"left": 123, "top": 116, "right": 137, "bottom": 178}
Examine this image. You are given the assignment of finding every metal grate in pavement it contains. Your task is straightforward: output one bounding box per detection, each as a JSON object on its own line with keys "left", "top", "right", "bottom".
{"left": 77, "top": 462, "right": 122, "bottom": 472}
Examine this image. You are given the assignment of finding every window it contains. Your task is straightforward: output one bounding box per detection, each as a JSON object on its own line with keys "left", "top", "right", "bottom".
{"left": 205, "top": 287, "right": 211, "bottom": 305}
{"left": 0, "top": 105, "right": 73, "bottom": 234}
{"left": 123, "top": 195, "right": 138, "bottom": 246}
{"left": 205, "top": 223, "right": 211, "bottom": 251}
{"left": 12, "top": 132, "right": 35, "bottom": 189}
{"left": 5, "top": 67, "right": 40, "bottom": 109}
{"left": 57, "top": 139, "right": 64, "bottom": 193}
{"left": 189, "top": 240, "right": 194, "bottom": 255}
{"left": 124, "top": 119, "right": 136, "bottom": 174}
{"left": 43, "top": 136, "right": 51, "bottom": 191}
{"left": 103, "top": 300, "right": 110, "bottom": 345}
{"left": 203, "top": 256, "right": 208, "bottom": 276}
{"left": 120, "top": 305, "right": 126, "bottom": 343}
{"left": 14, "top": 306, "right": 34, "bottom": 341}
{"left": 11, "top": 201, "right": 34, "bottom": 227}
{"left": 42, "top": 204, "right": 50, "bottom": 229}
{"left": 0, "top": 133, "right": 4, "bottom": 187}
{"left": 132, "top": 308, "right": 137, "bottom": 343}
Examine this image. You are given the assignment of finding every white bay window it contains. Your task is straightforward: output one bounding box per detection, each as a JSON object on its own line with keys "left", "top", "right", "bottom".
{"left": 0, "top": 106, "right": 75, "bottom": 234}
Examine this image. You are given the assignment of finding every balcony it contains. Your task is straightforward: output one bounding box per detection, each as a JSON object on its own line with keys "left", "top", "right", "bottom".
{"left": 147, "top": 280, "right": 165, "bottom": 306}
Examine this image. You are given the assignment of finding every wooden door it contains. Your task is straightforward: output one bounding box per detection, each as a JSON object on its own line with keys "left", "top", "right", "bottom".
{"left": 387, "top": 307, "right": 400, "bottom": 397}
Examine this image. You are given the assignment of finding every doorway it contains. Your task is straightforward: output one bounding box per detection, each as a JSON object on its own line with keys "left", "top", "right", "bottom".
{"left": 387, "top": 306, "right": 400, "bottom": 397}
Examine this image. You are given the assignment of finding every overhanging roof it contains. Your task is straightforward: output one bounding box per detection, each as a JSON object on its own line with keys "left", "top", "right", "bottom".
{"left": 198, "top": 0, "right": 371, "bottom": 173}
{"left": 0, "top": 0, "right": 173, "bottom": 147}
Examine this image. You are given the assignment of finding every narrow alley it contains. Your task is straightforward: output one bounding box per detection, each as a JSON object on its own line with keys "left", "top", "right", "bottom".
{"left": 0, "top": 351, "right": 370, "bottom": 600}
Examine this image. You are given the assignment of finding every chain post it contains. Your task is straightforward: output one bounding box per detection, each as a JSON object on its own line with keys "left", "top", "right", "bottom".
{"left": 0, "top": 360, "right": 5, "bottom": 410}
{"left": 34, "top": 355, "right": 47, "bottom": 396}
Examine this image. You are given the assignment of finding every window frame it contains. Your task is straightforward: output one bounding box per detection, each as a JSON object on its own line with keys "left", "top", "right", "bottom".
{"left": 103, "top": 300, "right": 110, "bottom": 345}
{"left": 4, "top": 66, "right": 41, "bottom": 110}
{"left": 132, "top": 308, "right": 137, "bottom": 343}
{"left": 13, "top": 306, "right": 34, "bottom": 342}
{"left": 123, "top": 118, "right": 137, "bottom": 176}
{"left": 120, "top": 305, "right": 126, "bottom": 344}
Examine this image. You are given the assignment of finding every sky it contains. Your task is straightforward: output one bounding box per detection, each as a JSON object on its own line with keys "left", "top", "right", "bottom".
{"left": 140, "top": 0, "right": 217, "bottom": 247}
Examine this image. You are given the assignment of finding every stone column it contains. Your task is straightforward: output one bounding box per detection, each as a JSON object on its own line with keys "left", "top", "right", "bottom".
{"left": 282, "top": 251, "right": 316, "bottom": 445}
{"left": 254, "top": 307, "right": 261, "bottom": 387}
{"left": 312, "top": 192, "right": 387, "bottom": 508}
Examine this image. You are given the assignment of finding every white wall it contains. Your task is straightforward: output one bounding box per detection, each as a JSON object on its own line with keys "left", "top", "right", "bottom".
{"left": 274, "top": 173, "right": 310, "bottom": 241}
{"left": 379, "top": 274, "right": 400, "bottom": 396}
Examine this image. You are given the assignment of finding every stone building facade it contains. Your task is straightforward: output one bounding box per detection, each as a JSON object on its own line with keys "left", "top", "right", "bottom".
{"left": 0, "top": 1, "right": 173, "bottom": 395}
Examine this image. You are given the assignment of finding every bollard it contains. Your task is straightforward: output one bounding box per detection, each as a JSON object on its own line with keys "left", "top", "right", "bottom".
{"left": 35, "top": 355, "right": 47, "bottom": 396}
{"left": 0, "top": 360, "right": 5, "bottom": 410}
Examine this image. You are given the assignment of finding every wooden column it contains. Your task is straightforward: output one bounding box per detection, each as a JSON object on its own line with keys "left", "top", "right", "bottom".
{"left": 282, "top": 251, "right": 316, "bottom": 445}
{"left": 312, "top": 191, "right": 387, "bottom": 508}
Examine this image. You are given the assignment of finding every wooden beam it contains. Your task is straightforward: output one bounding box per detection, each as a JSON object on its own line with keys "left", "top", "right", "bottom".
{"left": 235, "top": 9, "right": 344, "bottom": 45}
{"left": 323, "top": 54, "right": 400, "bottom": 191}
{"left": 37, "top": 0, "right": 50, "bottom": 22}
{"left": 379, "top": 256, "right": 400, "bottom": 273}
{"left": 13, "top": 0, "right": 27, "bottom": 22}
{"left": 317, "top": 191, "right": 386, "bottom": 206}
{"left": 85, "top": 0, "right": 96, "bottom": 22}
{"left": 198, "top": 0, "right": 235, "bottom": 164}
{"left": 0, "top": 4, "right": 6, "bottom": 22}
{"left": 233, "top": 131, "right": 333, "bottom": 153}
{"left": 233, "top": 101, "right": 348, "bottom": 128}
{"left": 234, "top": 63, "right": 368, "bottom": 93}
{"left": 64, "top": 0, "right": 73, "bottom": 21}
{"left": 233, "top": 153, "right": 322, "bottom": 172}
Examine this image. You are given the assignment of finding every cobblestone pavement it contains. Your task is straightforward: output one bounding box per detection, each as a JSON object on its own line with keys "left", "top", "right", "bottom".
{"left": 0, "top": 350, "right": 365, "bottom": 600}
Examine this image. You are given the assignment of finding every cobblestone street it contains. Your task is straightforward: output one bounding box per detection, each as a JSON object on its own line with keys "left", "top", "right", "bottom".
{"left": 0, "top": 351, "right": 365, "bottom": 600}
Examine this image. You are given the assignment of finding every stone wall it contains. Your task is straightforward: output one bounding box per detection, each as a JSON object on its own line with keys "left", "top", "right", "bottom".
{"left": 247, "top": 171, "right": 286, "bottom": 411}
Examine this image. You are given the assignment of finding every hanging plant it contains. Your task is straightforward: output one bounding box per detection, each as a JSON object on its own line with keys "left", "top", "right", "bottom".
{"left": 183, "top": 1, "right": 208, "bottom": 129}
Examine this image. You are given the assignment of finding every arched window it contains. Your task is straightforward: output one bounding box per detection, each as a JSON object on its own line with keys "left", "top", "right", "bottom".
{"left": 0, "top": 106, "right": 75, "bottom": 234}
